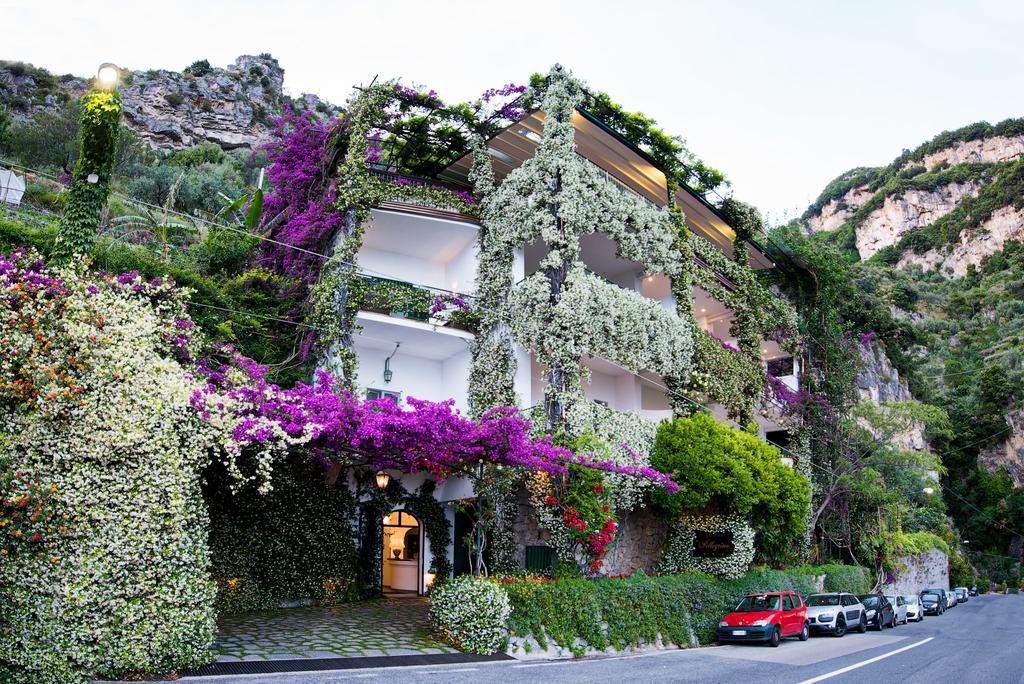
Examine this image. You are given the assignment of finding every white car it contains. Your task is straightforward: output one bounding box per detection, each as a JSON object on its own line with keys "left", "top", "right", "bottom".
{"left": 885, "top": 595, "right": 908, "bottom": 624}
{"left": 945, "top": 590, "right": 957, "bottom": 609}
{"left": 903, "top": 594, "right": 924, "bottom": 622}
{"left": 805, "top": 592, "right": 868, "bottom": 637}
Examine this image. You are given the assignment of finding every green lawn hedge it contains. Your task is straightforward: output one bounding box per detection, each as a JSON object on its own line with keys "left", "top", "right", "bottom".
{"left": 501, "top": 565, "right": 867, "bottom": 655}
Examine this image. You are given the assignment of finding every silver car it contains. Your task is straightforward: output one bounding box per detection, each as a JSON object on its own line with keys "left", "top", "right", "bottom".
{"left": 805, "top": 592, "right": 867, "bottom": 637}
{"left": 885, "top": 595, "right": 908, "bottom": 624}
{"left": 903, "top": 594, "right": 925, "bottom": 622}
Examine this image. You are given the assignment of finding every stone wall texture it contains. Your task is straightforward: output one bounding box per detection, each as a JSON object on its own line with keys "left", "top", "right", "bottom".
{"left": 510, "top": 487, "right": 668, "bottom": 575}
{"left": 883, "top": 548, "right": 949, "bottom": 595}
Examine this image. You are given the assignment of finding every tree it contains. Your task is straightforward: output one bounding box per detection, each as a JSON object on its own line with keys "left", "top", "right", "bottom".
{"left": 3, "top": 103, "right": 80, "bottom": 171}
{"left": 649, "top": 412, "right": 811, "bottom": 562}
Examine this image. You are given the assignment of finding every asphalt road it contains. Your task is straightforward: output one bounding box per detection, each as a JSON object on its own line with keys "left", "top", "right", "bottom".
{"left": 175, "top": 594, "right": 1023, "bottom": 684}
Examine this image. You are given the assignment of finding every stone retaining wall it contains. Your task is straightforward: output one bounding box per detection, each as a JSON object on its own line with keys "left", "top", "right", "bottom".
{"left": 510, "top": 487, "right": 667, "bottom": 574}
{"left": 883, "top": 548, "right": 949, "bottom": 594}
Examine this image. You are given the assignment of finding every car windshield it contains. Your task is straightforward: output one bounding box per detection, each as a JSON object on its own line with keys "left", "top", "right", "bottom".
{"left": 734, "top": 595, "right": 781, "bottom": 612}
{"left": 904, "top": 595, "right": 919, "bottom": 604}
{"left": 921, "top": 593, "right": 939, "bottom": 601}
{"left": 806, "top": 595, "right": 841, "bottom": 606}
{"left": 860, "top": 596, "right": 879, "bottom": 606}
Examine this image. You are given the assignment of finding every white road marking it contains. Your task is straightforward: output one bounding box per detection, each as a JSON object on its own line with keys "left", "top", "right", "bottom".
{"left": 796, "top": 637, "right": 935, "bottom": 684}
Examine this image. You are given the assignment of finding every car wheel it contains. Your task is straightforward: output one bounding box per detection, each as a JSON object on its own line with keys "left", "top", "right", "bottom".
{"left": 799, "top": 623, "right": 809, "bottom": 642}
{"left": 834, "top": 617, "right": 846, "bottom": 637}
{"left": 769, "top": 626, "right": 781, "bottom": 647}
{"left": 857, "top": 613, "right": 867, "bottom": 633}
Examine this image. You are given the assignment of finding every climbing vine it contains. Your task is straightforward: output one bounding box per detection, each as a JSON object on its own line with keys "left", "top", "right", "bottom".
{"left": 52, "top": 89, "right": 121, "bottom": 262}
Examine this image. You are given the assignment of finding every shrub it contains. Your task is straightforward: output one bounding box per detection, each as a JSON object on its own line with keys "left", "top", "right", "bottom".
{"left": 207, "top": 458, "right": 360, "bottom": 614}
{"left": 429, "top": 575, "right": 511, "bottom": 654}
{"left": 0, "top": 252, "right": 218, "bottom": 683}
{"left": 648, "top": 413, "right": 811, "bottom": 563}
{"left": 791, "top": 563, "right": 871, "bottom": 594}
{"left": 499, "top": 565, "right": 861, "bottom": 654}
{"left": 184, "top": 59, "right": 212, "bottom": 77}
{"left": 164, "top": 92, "right": 185, "bottom": 107}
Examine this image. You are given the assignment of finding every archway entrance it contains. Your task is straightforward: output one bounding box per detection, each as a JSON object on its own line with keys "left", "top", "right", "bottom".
{"left": 382, "top": 510, "right": 422, "bottom": 595}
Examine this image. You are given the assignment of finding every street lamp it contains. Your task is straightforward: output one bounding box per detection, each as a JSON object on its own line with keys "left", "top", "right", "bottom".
{"left": 374, "top": 470, "right": 391, "bottom": 490}
{"left": 96, "top": 63, "right": 120, "bottom": 91}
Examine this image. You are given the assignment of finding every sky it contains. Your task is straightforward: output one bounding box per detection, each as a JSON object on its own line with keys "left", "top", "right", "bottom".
{"left": 5, "top": 0, "right": 1023, "bottom": 221}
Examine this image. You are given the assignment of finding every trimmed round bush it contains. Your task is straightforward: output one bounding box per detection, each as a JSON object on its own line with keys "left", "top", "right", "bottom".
{"left": 429, "top": 576, "right": 510, "bottom": 654}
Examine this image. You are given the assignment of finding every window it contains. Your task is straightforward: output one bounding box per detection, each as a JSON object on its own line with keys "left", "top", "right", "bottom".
{"left": 735, "top": 595, "right": 780, "bottom": 612}
{"left": 767, "top": 356, "right": 795, "bottom": 377}
{"left": 783, "top": 595, "right": 793, "bottom": 611}
{"left": 367, "top": 388, "right": 401, "bottom": 403}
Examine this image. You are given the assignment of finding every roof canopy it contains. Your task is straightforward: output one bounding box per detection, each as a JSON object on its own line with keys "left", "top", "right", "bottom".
{"left": 441, "top": 109, "right": 774, "bottom": 269}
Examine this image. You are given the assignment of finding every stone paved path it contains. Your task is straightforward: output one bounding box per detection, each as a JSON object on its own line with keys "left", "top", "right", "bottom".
{"left": 213, "top": 597, "right": 458, "bottom": 662}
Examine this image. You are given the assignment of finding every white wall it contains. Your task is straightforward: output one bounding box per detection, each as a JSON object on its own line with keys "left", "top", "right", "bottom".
{"left": 445, "top": 242, "right": 479, "bottom": 295}
{"left": 358, "top": 248, "right": 445, "bottom": 290}
{"left": 355, "top": 344, "right": 471, "bottom": 413}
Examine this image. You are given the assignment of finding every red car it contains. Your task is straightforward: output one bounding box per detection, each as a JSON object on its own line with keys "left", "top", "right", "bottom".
{"left": 718, "top": 591, "right": 809, "bottom": 647}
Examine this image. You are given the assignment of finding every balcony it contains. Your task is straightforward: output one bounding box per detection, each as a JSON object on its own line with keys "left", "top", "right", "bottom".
{"left": 355, "top": 275, "right": 479, "bottom": 333}
{"left": 357, "top": 206, "right": 479, "bottom": 297}
{"left": 366, "top": 170, "right": 478, "bottom": 219}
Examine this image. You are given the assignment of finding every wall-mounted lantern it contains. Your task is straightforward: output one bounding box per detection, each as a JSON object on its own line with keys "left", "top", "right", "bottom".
{"left": 383, "top": 342, "right": 400, "bottom": 384}
{"left": 375, "top": 470, "right": 391, "bottom": 489}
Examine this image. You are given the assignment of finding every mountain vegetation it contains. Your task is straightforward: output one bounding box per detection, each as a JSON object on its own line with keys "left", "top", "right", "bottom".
{"left": 789, "top": 117, "right": 1024, "bottom": 586}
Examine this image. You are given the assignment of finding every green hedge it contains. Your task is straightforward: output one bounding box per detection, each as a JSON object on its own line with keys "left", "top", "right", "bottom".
{"left": 206, "top": 459, "right": 361, "bottom": 614}
{"left": 790, "top": 563, "right": 872, "bottom": 594}
{"left": 501, "top": 565, "right": 865, "bottom": 655}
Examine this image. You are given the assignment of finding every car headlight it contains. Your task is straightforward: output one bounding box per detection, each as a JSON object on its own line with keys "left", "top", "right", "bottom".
{"left": 866, "top": 609, "right": 876, "bottom": 618}
{"left": 817, "top": 613, "right": 833, "bottom": 622}
{"left": 719, "top": 620, "right": 729, "bottom": 628}
{"left": 752, "top": 619, "right": 770, "bottom": 627}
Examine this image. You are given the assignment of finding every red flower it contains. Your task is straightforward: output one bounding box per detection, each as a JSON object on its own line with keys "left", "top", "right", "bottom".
{"left": 593, "top": 483, "right": 605, "bottom": 494}
{"left": 545, "top": 496, "right": 558, "bottom": 506}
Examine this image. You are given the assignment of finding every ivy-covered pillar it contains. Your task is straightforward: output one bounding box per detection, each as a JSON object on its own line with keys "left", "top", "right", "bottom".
{"left": 52, "top": 88, "right": 121, "bottom": 263}
{"left": 666, "top": 204, "right": 699, "bottom": 417}
{"left": 468, "top": 136, "right": 517, "bottom": 414}
{"left": 466, "top": 137, "right": 521, "bottom": 574}
{"left": 311, "top": 82, "right": 391, "bottom": 388}
{"left": 320, "top": 208, "right": 364, "bottom": 388}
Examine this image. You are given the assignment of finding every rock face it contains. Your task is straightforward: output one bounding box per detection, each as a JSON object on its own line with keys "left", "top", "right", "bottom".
{"left": 921, "top": 135, "right": 1024, "bottom": 170}
{"left": 979, "top": 407, "right": 1024, "bottom": 486}
{"left": 856, "top": 340, "right": 928, "bottom": 452}
{"left": 0, "top": 55, "right": 340, "bottom": 151}
{"left": 803, "top": 133, "right": 1024, "bottom": 274}
{"left": 896, "top": 205, "right": 1024, "bottom": 277}
{"left": 806, "top": 185, "right": 874, "bottom": 234}
{"left": 855, "top": 181, "right": 983, "bottom": 259}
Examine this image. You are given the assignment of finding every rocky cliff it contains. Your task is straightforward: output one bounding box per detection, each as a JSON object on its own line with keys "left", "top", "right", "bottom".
{"left": 979, "top": 407, "right": 1024, "bottom": 487}
{"left": 0, "top": 55, "right": 339, "bottom": 150}
{"left": 803, "top": 122, "right": 1024, "bottom": 276}
{"left": 800, "top": 118, "right": 1024, "bottom": 496}
{"left": 857, "top": 340, "right": 928, "bottom": 452}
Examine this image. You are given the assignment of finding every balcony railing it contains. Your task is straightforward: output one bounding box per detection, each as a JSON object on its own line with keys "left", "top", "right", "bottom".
{"left": 366, "top": 169, "right": 478, "bottom": 216}
{"left": 355, "top": 275, "right": 480, "bottom": 332}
